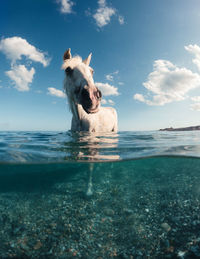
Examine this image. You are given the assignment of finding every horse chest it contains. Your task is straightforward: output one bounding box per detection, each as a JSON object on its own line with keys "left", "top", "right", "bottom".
{"left": 79, "top": 114, "right": 101, "bottom": 132}
{"left": 71, "top": 107, "right": 117, "bottom": 132}
{"left": 80, "top": 108, "right": 116, "bottom": 132}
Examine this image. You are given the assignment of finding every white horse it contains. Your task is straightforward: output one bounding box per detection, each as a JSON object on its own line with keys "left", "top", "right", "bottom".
{"left": 62, "top": 48, "right": 118, "bottom": 133}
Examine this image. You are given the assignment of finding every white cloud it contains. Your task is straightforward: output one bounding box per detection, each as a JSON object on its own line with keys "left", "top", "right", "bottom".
{"left": 191, "top": 96, "right": 200, "bottom": 102}
{"left": 95, "top": 82, "right": 119, "bottom": 96}
{"left": 113, "top": 70, "right": 119, "bottom": 74}
{"left": 0, "top": 36, "right": 50, "bottom": 67}
{"left": 47, "top": 87, "right": 66, "bottom": 98}
{"left": 57, "top": 0, "right": 74, "bottom": 14}
{"left": 185, "top": 44, "right": 200, "bottom": 72}
{"left": 118, "top": 15, "right": 124, "bottom": 25}
{"left": 105, "top": 70, "right": 119, "bottom": 81}
{"left": 106, "top": 74, "right": 113, "bottom": 81}
{"left": 101, "top": 99, "right": 107, "bottom": 104}
{"left": 118, "top": 82, "right": 124, "bottom": 86}
{"left": 101, "top": 98, "right": 115, "bottom": 105}
{"left": 134, "top": 93, "right": 146, "bottom": 103}
{"left": 35, "top": 90, "right": 43, "bottom": 94}
{"left": 134, "top": 59, "right": 200, "bottom": 106}
{"left": 190, "top": 95, "right": 200, "bottom": 111}
{"left": 108, "top": 99, "right": 115, "bottom": 105}
{"left": 6, "top": 65, "right": 35, "bottom": 92}
{"left": 91, "top": 0, "right": 124, "bottom": 28}
{"left": 93, "top": 0, "right": 116, "bottom": 27}
{"left": 0, "top": 36, "right": 50, "bottom": 92}
{"left": 99, "top": 0, "right": 106, "bottom": 5}
{"left": 190, "top": 102, "right": 200, "bottom": 111}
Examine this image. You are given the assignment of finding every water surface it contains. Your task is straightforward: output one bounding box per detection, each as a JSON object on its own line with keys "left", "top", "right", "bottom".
{"left": 1, "top": 130, "right": 200, "bottom": 162}
{"left": 0, "top": 131, "right": 200, "bottom": 258}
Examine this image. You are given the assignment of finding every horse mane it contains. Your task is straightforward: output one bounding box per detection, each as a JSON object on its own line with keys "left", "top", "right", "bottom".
{"left": 61, "top": 55, "right": 82, "bottom": 70}
{"left": 63, "top": 77, "right": 74, "bottom": 113}
{"left": 62, "top": 55, "right": 83, "bottom": 114}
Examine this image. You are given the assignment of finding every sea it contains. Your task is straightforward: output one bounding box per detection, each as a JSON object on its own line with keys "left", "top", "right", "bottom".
{"left": 0, "top": 130, "right": 200, "bottom": 258}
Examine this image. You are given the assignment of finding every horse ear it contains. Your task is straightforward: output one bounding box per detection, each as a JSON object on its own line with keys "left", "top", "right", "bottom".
{"left": 63, "top": 48, "right": 72, "bottom": 60}
{"left": 83, "top": 53, "right": 92, "bottom": 66}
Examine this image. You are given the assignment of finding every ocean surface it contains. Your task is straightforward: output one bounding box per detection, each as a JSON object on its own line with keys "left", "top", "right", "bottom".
{"left": 1, "top": 131, "right": 200, "bottom": 258}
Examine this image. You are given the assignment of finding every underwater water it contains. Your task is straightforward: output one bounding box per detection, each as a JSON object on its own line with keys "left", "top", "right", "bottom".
{"left": 1, "top": 131, "right": 200, "bottom": 258}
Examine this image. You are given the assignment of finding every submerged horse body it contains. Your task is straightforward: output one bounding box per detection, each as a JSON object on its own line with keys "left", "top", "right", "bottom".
{"left": 62, "top": 49, "right": 118, "bottom": 132}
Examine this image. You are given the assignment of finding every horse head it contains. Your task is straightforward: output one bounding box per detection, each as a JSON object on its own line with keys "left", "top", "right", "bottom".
{"left": 62, "top": 48, "right": 102, "bottom": 114}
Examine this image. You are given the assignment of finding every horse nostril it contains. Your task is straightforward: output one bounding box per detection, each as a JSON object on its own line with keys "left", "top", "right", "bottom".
{"left": 81, "top": 88, "right": 92, "bottom": 107}
{"left": 82, "top": 88, "right": 89, "bottom": 99}
{"left": 96, "top": 90, "right": 102, "bottom": 99}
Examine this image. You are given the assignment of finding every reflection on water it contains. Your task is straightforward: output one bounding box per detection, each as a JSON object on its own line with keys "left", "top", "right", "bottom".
{"left": 64, "top": 132, "right": 120, "bottom": 161}
{"left": 1, "top": 130, "right": 200, "bottom": 163}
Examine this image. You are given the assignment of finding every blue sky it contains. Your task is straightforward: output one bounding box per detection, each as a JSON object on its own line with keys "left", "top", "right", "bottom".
{"left": 1, "top": 0, "right": 200, "bottom": 131}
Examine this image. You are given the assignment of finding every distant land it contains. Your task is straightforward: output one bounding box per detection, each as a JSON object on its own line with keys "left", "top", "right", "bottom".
{"left": 159, "top": 125, "right": 200, "bottom": 131}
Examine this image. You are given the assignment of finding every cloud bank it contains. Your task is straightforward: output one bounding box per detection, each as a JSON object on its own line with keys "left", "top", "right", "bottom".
{"left": 0, "top": 36, "right": 49, "bottom": 66}
{"left": 190, "top": 103, "right": 200, "bottom": 111}
{"left": 190, "top": 95, "right": 200, "bottom": 111}
{"left": 134, "top": 57, "right": 200, "bottom": 106}
{"left": 0, "top": 36, "right": 50, "bottom": 92}
{"left": 6, "top": 65, "right": 35, "bottom": 92}
{"left": 185, "top": 44, "right": 200, "bottom": 72}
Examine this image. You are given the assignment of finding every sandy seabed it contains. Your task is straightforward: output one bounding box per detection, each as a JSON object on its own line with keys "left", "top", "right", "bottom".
{"left": 0, "top": 159, "right": 200, "bottom": 258}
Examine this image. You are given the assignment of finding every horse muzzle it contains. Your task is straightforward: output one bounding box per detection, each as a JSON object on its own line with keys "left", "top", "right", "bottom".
{"left": 81, "top": 87, "right": 102, "bottom": 114}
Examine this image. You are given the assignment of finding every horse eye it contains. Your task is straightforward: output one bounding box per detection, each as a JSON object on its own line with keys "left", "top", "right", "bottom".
{"left": 90, "top": 68, "right": 94, "bottom": 75}
{"left": 65, "top": 66, "right": 73, "bottom": 76}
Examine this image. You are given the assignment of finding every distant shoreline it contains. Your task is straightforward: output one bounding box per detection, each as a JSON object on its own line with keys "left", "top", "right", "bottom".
{"left": 159, "top": 125, "right": 200, "bottom": 131}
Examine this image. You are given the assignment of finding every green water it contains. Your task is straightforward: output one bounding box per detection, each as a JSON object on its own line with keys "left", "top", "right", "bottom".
{"left": 0, "top": 156, "right": 200, "bottom": 258}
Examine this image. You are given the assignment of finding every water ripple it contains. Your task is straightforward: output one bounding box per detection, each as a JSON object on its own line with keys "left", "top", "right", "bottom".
{"left": 1, "top": 130, "right": 200, "bottom": 163}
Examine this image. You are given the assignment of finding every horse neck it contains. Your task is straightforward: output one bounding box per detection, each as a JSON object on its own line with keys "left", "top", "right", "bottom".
{"left": 65, "top": 80, "right": 84, "bottom": 122}
{"left": 68, "top": 96, "right": 83, "bottom": 122}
